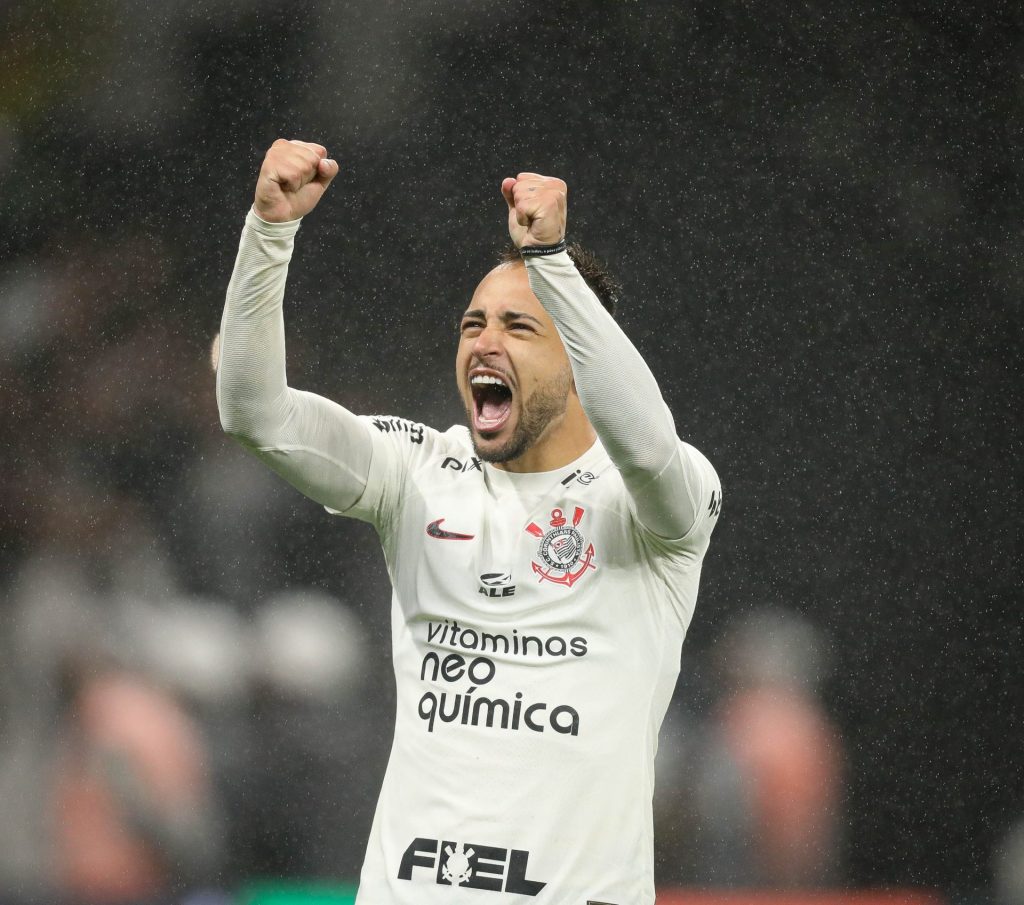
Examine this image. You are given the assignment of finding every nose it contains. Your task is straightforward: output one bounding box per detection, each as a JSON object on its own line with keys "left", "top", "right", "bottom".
{"left": 472, "top": 321, "right": 504, "bottom": 359}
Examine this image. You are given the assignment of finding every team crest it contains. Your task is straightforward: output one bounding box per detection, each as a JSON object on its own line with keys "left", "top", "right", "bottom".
{"left": 525, "top": 507, "right": 596, "bottom": 587}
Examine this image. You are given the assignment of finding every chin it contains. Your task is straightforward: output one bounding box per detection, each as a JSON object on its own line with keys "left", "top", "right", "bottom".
{"left": 471, "top": 432, "right": 510, "bottom": 463}
{"left": 471, "top": 425, "right": 529, "bottom": 465}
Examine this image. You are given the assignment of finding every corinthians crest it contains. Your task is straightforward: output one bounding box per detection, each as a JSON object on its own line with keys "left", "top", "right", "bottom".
{"left": 525, "top": 506, "right": 596, "bottom": 587}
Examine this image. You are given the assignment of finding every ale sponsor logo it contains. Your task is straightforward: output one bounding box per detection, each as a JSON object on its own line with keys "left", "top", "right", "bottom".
{"left": 478, "top": 571, "right": 515, "bottom": 598}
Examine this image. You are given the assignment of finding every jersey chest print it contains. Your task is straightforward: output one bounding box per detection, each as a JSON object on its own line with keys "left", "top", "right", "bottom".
{"left": 525, "top": 505, "right": 597, "bottom": 587}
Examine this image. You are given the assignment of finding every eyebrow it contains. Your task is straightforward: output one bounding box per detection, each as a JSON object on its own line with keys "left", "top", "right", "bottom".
{"left": 461, "top": 309, "right": 545, "bottom": 327}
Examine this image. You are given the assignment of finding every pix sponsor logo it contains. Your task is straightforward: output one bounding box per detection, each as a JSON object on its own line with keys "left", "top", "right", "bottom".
{"left": 478, "top": 571, "right": 515, "bottom": 598}
{"left": 441, "top": 455, "right": 483, "bottom": 473}
{"left": 399, "top": 837, "right": 546, "bottom": 896}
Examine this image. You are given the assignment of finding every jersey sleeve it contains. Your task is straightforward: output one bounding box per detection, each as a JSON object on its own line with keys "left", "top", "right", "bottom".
{"left": 323, "top": 415, "right": 443, "bottom": 534}
{"left": 524, "top": 251, "right": 720, "bottom": 545}
{"left": 216, "top": 210, "right": 379, "bottom": 522}
{"left": 643, "top": 440, "right": 722, "bottom": 562}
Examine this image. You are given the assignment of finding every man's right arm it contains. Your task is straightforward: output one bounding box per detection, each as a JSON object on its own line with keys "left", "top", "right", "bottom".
{"left": 216, "top": 140, "right": 374, "bottom": 514}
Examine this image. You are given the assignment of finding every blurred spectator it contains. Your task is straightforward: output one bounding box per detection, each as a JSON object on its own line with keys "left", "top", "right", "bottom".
{"left": 0, "top": 483, "right": 229, "bottom": 903}
{"left": 657, "top": 609, "right": 844, "bottom": 886}
{"left": 994, "top": 816, "right": 1024, "bottom": 905}
{"left": 51, "top": 657, "right": 222, "bottom": 903}
{"left": 228, "top": 589, "right": 390, "bottom": 882}
{"left": 0, "top": 496, "right": 130, "bottom": 901}
{"left": 167, "top": 424, "right": 300, "bottom": 605}
{"left": 123, "top": 596, "right": 250, "bottom": 712}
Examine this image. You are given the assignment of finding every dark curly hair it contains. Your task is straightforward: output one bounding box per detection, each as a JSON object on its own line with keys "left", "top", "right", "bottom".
{"left": 497, "top": 242, "right": 621, "bottom": 316}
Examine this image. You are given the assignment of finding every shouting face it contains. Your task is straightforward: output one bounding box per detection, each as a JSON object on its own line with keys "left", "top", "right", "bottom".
{"left": 456, "top": 263, "right": 575, "bottom": 467}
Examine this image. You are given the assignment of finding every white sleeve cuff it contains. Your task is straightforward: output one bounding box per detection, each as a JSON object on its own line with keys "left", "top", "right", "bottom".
{"left": 245, "top": 207, "right": 302, "bottom": 238}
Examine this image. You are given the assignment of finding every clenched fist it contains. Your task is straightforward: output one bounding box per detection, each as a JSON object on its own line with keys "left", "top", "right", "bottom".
{"left": 501, "top": 173, "right": 567, "bottom": 248}
{"left": 254, "top": 139, "right": 339, "bottom": 223}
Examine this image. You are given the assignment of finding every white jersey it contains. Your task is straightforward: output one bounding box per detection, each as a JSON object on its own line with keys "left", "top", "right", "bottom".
{"left": 217, "top": 210, "right": 721, "bottom": 905}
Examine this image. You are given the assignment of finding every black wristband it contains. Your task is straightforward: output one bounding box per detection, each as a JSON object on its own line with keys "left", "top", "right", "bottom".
{"left": 519, "top": 239, "right": 567, "bottom": 257}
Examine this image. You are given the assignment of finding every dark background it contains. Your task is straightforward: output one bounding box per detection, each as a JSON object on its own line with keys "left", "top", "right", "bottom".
{"left": 1, "top": 0, "right": 1021, "bottom": 895}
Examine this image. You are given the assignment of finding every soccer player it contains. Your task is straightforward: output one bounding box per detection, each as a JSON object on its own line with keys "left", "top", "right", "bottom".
{"left": 217, "top": 139, "right": 721, "bottom": 904}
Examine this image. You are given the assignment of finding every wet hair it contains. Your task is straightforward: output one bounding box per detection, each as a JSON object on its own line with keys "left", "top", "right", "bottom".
{"left": 498, "top": 242, "right": 621, "bottom": 316}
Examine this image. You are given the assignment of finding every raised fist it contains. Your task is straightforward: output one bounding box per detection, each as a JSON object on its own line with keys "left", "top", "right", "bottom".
{"left": 253, "top": 139, "right": 339, "bottom": 223}
{"left": 500, "top": 173, "right": 568, "bottom": 249}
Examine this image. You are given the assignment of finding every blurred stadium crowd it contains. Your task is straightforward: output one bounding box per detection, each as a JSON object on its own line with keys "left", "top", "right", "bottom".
{"left": 0, "top": 2, "right": 849, "bottom": 898}
{"left": 1, "top": 0, "right": 1021, "bottom": 902}
{"left": 0, "top": 175, "right": 851, "bottom": 896}
{"left": 0, "top": 207, "right": 851, "bottom": 895}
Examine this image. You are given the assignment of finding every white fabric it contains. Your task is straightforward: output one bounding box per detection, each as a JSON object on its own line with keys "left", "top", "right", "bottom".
{"left": 217, "top": 211, "right": 373, "bottom": 512}
{"left": 217, "top": 211, "right": 722, "bottom": 904}
{"left": 523, "top": 250, "right": 701, "bottom": 540}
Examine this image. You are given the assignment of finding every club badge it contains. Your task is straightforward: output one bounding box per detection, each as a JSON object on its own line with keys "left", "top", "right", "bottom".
{"left": 525, "top": 507, "right": 596, "bottom": 587}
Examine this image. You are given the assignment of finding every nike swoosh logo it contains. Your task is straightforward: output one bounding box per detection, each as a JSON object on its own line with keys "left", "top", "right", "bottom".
{"left": 426, "top": 518, "right": 475, "bottom": 541}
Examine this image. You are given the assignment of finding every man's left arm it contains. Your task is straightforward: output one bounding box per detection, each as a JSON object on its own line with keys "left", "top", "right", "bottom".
{"left": 504, "top": 173, "right": 719, "bottom": 541}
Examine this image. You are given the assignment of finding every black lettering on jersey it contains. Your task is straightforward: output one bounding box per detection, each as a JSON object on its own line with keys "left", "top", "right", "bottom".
{"left": 398, "top": 838, "right": 438, "bottom": 879}
{"left": 479, "top": 571, "right": 516, "bottom": 597}
{"left": 463, "top": 845, "right": 506, "bottom": 891}
{"left": 505, "top": 849, "right": 546, "bottom": 896}
{"left": 560, "top": 468, "right": 597, "bottom": 486}
{"left": 708, "top": 490, "right": 722, "bottom": 518}
{"left": 479, "top": 585, "right": 516, "bottom": 598}
{"left": 417, "top": 688, "right": 577, "bottom": 736}
{"left": 437, "top": 841, "right": 505, "bottom": 891}
{"left": 420, "top": 652, "right": 496, "bottom": 686}
{"left": 399, "top": 836, "right": 546, "bottom": 896}
{"left": 440, "top": 455, "right": 483, "bottom": 472}
{"left": 371, "top": 416, "right": 424, "bottom": 444}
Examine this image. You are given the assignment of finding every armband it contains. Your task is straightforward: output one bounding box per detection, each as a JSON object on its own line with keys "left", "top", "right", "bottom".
{"left": 519, "top": 240, "right": 567, "bottom": 257}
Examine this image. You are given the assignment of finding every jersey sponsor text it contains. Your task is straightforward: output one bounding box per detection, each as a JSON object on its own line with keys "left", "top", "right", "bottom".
{"left": 399, "top": 836, "right": 546, "bottom": 896}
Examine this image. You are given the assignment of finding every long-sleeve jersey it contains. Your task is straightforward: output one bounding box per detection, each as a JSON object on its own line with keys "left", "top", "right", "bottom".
{"left": 217, "top": 210, "right": 721, "bottom": 905}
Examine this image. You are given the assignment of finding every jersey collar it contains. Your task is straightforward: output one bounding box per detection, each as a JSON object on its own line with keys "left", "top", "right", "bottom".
{"left": 482, "top": 437, "right": 608, "bottom": 497}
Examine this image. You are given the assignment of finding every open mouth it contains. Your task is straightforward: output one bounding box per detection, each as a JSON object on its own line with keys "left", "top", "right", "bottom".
{"left": 470, "top": 372, "right": 513, "bottom": 434}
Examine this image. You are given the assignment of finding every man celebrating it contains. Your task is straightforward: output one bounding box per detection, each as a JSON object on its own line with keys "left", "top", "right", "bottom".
{"left": 217, "top": 139, "right": 721, "bottom": 904}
